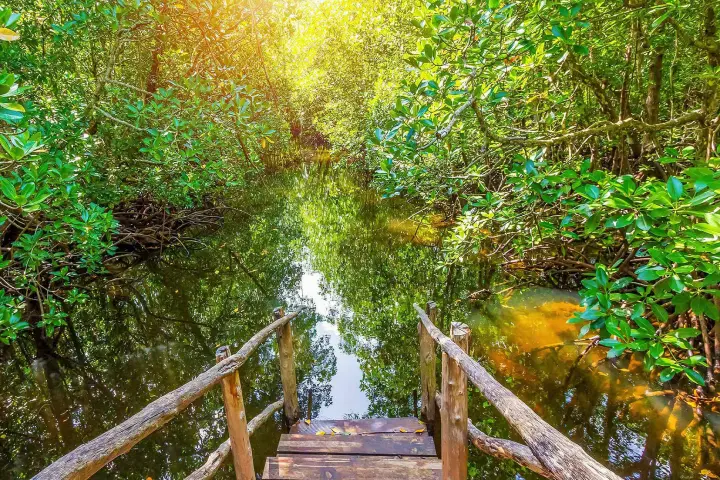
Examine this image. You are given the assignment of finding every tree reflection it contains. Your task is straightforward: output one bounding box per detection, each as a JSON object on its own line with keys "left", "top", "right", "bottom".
{"left": 0, "top": 170, "right": 337, "bottom": 479}
{"left": 1, "top": 166, "right": 717, "bottom": 479}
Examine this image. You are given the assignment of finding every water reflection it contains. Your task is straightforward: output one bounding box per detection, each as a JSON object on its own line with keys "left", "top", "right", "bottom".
{"left": 299, "top": 270, "right": 369, "bottom": 418}
{"left": 468, "top": 287, "right": 719, "bottom": 479}
{"left": 1, "top": 165, "right": 718, "bottom": 479}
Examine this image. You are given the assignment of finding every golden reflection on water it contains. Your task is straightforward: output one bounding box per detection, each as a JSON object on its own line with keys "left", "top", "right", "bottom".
{"left": 500, "top": 299, "right": 584, "bottom": 353}
{"left": 474, "top": 288, "right": 720, "bottom": 478}
{"left": 386, "top": 217, "right": 441, "bottom": 246}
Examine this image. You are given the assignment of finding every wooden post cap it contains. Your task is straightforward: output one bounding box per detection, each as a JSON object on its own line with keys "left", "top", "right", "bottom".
{"left": 450, "top": 323, "right": 470, "bottom": 342}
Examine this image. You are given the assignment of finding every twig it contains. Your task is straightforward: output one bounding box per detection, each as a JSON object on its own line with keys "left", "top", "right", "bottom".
{"left": 93, "top": 107, "right": 145, "bottom": 132}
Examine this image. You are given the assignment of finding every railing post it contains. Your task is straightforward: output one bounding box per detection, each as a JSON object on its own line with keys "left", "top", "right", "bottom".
{"left": 442, "top": 322, "right": 470, "bottom": 480}
{"left": 419, "top": 301, "right": 438, "bottom": 434}
{"left": 215, "top": 346, "right": 254, "bottom": 480}
{"left": 275, "top": 307, "right": 300, "bottom": 428}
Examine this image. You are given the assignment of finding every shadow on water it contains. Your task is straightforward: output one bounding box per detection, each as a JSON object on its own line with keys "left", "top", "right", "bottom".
{"left": 0, "top": 160, "right": 718, "bottom": 479}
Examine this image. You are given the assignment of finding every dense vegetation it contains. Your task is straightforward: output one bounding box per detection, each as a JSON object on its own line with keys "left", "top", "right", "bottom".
{"left": 365, "top": 1, "right": 720, "bottom": 399}
{"left": 0, "top": 1, "right": 287, "bottom": 348}
{"left": 287, "top": 0, "right": 720, "bottom": 402}
{"left": 2, "top": 0, "right": 720, "bottom": 464}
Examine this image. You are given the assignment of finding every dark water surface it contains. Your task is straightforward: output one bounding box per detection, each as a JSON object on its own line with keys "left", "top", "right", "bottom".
{"left": 1, "top": 164, "right": 717, "bottom": 479}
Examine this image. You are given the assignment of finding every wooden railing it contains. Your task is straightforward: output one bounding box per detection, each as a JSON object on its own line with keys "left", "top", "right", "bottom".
{"left": 33, "top": 307, "right": 301, "bottom": 480}
{"left": 415, "top": 302, "right": 622, "bottom": 480}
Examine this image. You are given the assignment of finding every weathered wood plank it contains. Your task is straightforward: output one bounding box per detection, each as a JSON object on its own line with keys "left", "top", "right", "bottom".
{"left": 419, "top": 302, "right": 438, "bottom": 434}
{"left": 414, "top": 303, "right": 621, "bottom": 480}
{"left": 277, "top": 433, "right": 436, "bottom": 457}
{"left": 441, "top": 322, "right": 470, "bottom": 480}
{"left": 275, "top": 307, "right": 300, "bottom": 427}
{"left": 434, "top": 392, "right": 554, "bottom": 479}
{"left": 290, "top": 418, "right": 425, "bottom": 435}
{"left": 33, "top": 311, "right": 299, "bottom": 480}
{"left": 185, "top": 399, "right": 284, "bottom": 480}
{"left": 263, "top": 455, "right": 442, "bottom": 479}
{"left": 216, "top": 346, "right": 254, "bottom": 480}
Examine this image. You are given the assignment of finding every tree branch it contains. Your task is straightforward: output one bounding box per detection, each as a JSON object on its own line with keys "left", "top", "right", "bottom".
{"left": 470, "top": 102, "right": 703, "bottom": 147}
{"left": 419, "top": 96, "right": 477, "bottom": 150}
{"left": 93, "top": 107, "right": 145, "bottom": 132}
{"left": 667, "top": 17, "right": 719, "bottom": 55}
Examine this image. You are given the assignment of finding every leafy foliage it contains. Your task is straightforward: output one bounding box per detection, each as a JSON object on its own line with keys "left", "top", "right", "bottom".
{"left": 0, "top": 2, "right": 287, "bottom": 344}
{"left": 283, "top": 0, "right": 415, "bottom": 160}
{"left": 372, "top": 0, "right": 720, "bottom": 392}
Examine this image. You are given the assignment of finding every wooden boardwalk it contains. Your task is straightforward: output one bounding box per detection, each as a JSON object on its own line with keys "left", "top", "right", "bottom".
{"left": 262, "top": 418, "right": 441, "bottom": 479}
{"left": 34, "top": 303, "right": 622, "bottom": 480}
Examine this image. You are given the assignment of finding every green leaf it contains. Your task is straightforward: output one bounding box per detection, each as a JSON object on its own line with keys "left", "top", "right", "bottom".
{"left": 636, "top": 266, "right": 664, "bottom": 281}
{"left": 0, "top": 106, "right": 24, "bottom": 122}
{"left": 374, "top": 128, "right": 383, "bottom": 143}
{"left": 680, "top": 355, "right": 708, "bottom": 367}
{"left": 656, "top": 357, "right": 677, "bottom": 367}
{"left": 649, "top": 343, "right": 663, "bottom": 359}
{"left": 667, "top": 176, "right": 683, "bottom": 201}
{"left": 659, "top": 367, "right": 676, "bottom": 382}
{"left": 683, "top": 368, "right": 705, "bottom": 386}
{"left": 651, "top": 303, "right": 669, "bottom": 322}
{"left": 696, "top": 213, "right": 720, "bottom": 235}
{"left": 674, "top": 327, "right": 700, "bottom": 339}
{"left": 669, "top": 275, "right": 685, "bottom": 293}
{"left": 695, "top": 222, "right": 720, "bottom": 235}
{"left": 634, "top": 316, "right": 655, "bottom": 335}
{"left": 599, "top": 338, "right": 621, "bottom": 347}
{"left": 551, "top": 25, "right": 568, "bottom": 42}
{"left": 607, "top": 344, "right": 626, "bottom": 358}
{"left": 610, "top": 276, "right": 632, "bottom": 291}
{"left": 690, "top": 296, "right": 712, "bottom": 317}
{"left": 635, "top": 214, "right": 651, "bottom": 231}
{"left": 572, "top": 44, "right": 589, "bottom": 55}
{"left": 644, "top": 353, "right": 656, "bottom": 371}
{"left": 0, "top": 102, "right": 24, "bottom": 113}
{"left": 584, "top": 212, "right": 601, "bottom": 234}
{"left": 605, "top": 214, "right": 634, "bottom": 229}
{"left": 671, "top": 292, "right": 691, "bottom": 314}
{"left": 595, "top": 266, "right": 608, "bottom": 287}
{"left": 0, "top": 178, "right": 16, "bottom": 200}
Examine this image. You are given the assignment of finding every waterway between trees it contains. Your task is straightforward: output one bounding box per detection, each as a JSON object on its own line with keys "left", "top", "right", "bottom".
{"left": 1, "top": 162, "right": 716, "bottom": 479}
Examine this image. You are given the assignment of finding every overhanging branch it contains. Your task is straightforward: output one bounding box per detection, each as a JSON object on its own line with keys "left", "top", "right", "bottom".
{"left": 93, "top": 107, "right": 145, "bottom": 132}
{"left": 470, "top": 102, "right": 703, "bottom": 147}
{"left": 667, "top": 17, "right": 720, "bottom": 55}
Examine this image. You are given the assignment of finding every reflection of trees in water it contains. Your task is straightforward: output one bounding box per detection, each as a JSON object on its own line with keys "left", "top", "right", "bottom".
{"left": 288, "top": 167, "right": 716, "bottom": 479}
{"left": 0, "top": 173, "right": 337, "bottom": 479}
{"left": 2, "top": 167, "right": 715, "bottom": 479}
{"left": 295, "top": 312, "right": 337, "bottom": 419}
{"left": 287, "top": 166, "right": 486, "bottom": 418}
{"left": 469, "top": 297, "right": 715, "bottom": 480}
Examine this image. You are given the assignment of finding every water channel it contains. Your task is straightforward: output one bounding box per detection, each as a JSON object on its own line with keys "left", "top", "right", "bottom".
{"left": 1, "top": 163, "right": 717, "bottom": 479}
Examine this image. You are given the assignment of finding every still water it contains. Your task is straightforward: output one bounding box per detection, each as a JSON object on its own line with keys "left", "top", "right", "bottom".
{"left": 0, "top": 164, "right": 717, "bottom": 479}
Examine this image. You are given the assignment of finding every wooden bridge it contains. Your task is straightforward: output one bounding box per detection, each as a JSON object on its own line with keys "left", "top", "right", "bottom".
{"left": 32, "top": 303, "right": 622, "bottom": 480}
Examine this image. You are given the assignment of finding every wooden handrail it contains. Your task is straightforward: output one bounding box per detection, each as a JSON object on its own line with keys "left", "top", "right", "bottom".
{"left": 414, "top": 303, "right": 621, "bottom": 480}
{"left": 185, "top": 398, "right": 284, "bottom": 480}
{"left": 434, "top": 392, "right": 552, "bottom": 479}
{"left": 33, "top": 310, "right": 300, "bottom": 480}
{"left": 275, "top": 307, "right": 301, "bottom": 427}
{"left": 418, "top": 302, "right": 438, "bottom": 433}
